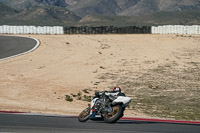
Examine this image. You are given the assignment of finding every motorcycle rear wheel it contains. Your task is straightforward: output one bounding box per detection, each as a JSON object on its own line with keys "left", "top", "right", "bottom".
{"left": 78, "top": 107, "right": 90, "bottom": 122}
{"left": 104, "top": 105, "right": 123, "bottom": 123}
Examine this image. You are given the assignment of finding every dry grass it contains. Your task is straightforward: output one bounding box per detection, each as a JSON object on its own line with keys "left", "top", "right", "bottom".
{"left": 98, "top": 35, "right": 200, "bottom": 120}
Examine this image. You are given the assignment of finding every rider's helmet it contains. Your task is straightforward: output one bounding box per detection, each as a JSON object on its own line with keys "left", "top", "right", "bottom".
{"left": 112, "top": 87, "right": 121, "bottom": 92}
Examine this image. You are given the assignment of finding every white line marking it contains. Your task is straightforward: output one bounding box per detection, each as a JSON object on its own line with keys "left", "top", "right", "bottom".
{"left": 0, "top": 36, "right": 40, "bottom": 61}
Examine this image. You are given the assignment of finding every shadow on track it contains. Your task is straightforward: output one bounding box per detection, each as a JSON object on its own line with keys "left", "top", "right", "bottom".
{"left": 89, "top": 119, "right": 200, "bottom": 126}
{"left": 118, "top": 121, "right": 200, "bottom": 127}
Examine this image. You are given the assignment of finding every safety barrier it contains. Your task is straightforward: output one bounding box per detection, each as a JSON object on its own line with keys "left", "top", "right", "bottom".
{"left": 64, "top": 26, "right": 151, "bottom": 34}
{"left": 151, "top": 25, "right": 200, "bottom": 35}
{"left": 0, "top": 25, "right": 64, "bottom": 34}
{"left": 1, "top": 25, "right": 200, "bottom": 35}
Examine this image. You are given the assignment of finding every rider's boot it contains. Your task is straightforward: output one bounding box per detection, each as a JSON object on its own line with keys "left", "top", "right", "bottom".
{"left": 89, "top": 109, "right": 96, "bottom": 120}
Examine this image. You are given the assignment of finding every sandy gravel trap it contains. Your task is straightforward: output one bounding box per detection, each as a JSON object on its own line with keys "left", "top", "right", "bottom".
{"left": 0, "top": 34, "right": 200, "bottom": 120}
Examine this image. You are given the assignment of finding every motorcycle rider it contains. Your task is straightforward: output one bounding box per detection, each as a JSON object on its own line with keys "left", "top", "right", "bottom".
{"left": 89, "top": 87, "right": 125, "bottom": 119}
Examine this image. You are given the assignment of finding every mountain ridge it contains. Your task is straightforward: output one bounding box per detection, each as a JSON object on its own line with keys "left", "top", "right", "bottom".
{"left": 1, "top": 0, "right": 200, "bottom": 26}
{"left": 64, "top": 0, "right": 200, "bottom": 17}
{"left": 2, "top": 0, "right": 200, "bottom": 16}
{"left": 2, "top": 0, "right": 67, "bottom": 11}
{"left": 0, "top": 2, "right": 80, "bottom": 26}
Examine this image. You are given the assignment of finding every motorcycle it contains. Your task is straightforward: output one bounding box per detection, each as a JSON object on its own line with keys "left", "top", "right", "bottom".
{"left": 78, "top": 92, "right": 131, "bottom": 123}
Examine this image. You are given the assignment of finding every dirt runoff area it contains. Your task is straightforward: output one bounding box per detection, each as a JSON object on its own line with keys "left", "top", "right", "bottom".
{"left": 0, "top": 34, "right": 200, "bottom": 120}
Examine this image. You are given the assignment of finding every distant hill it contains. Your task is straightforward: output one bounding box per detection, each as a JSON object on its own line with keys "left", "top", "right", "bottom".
{"left": 0, "top": 3, "right": 80, "bottom": 26}
{"left": 76, "top": 11, "right": 200, "bottom": 27}
{"left": 0, "top": 2, "right": 17, "bottom": 20}
{"left": 64, "top": 0, "right": 200, "bottom": 17}
{"left": 65, "top": 0, "right": 122, "bottom": 17}
{"left": 1, "top": 0, "right": 200, "bottom": 26}
{"left": 3, "top": 0, "right": 200, "bottom": 16}
{"left": 118, "top": 0, "right": 200, "bottom": 16}
{"left": 2, "top": 0, "right": 67, "bottom": 11}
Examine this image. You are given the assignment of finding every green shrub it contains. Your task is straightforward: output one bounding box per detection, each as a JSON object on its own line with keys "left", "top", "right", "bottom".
{"left": 65, "top": 95, "right": 73, "bottom": 102}
{"left": 83, "top": 89, "right": 90, "bottom": 94}
{"left": 83, "top": 95, "right": 92, "bottom": 102}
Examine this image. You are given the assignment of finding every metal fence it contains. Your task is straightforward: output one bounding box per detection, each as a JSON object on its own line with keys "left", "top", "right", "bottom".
{"left": 64, "top": 26, "right": 151, "bottom": 34}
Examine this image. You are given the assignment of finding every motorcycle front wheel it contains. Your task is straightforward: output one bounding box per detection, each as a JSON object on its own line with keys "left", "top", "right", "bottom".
{"left": 78, "top": 107, "right": 90, "bottom": 122}
{"left": 104, "top": 105, "right": 124, "bottom": 123}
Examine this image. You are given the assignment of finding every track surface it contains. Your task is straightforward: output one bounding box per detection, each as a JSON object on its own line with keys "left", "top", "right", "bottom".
{"left": 0, "top": 36, "right": 39, "bottom": 60}
{"left": 0, "top": 113, "right": 199, "bottom": 133}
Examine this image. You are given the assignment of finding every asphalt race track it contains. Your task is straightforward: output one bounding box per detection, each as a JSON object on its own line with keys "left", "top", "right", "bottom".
{"left": 0, "top": 113, "right": 200, "bottom": 133}
{"left": 0, "top": 36, "right": 39, "bottom": 60}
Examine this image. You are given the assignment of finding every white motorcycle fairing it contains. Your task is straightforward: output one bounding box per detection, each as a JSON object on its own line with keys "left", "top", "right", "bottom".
{"left": 112, "top": 96, "right": 131, "bottom": 107}
{"left": 90, "top": 98, "right": 99, "bottom": 115}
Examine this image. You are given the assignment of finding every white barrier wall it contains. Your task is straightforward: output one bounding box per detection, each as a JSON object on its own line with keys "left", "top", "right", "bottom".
{"left": 151, "top": 25, "right": 200, "bottom": 35}
{"left": 0, "top": 25, "right": 64, "bottom": 34}
{"left": 1, "top": 25, "right": 200, "bottom": 35}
